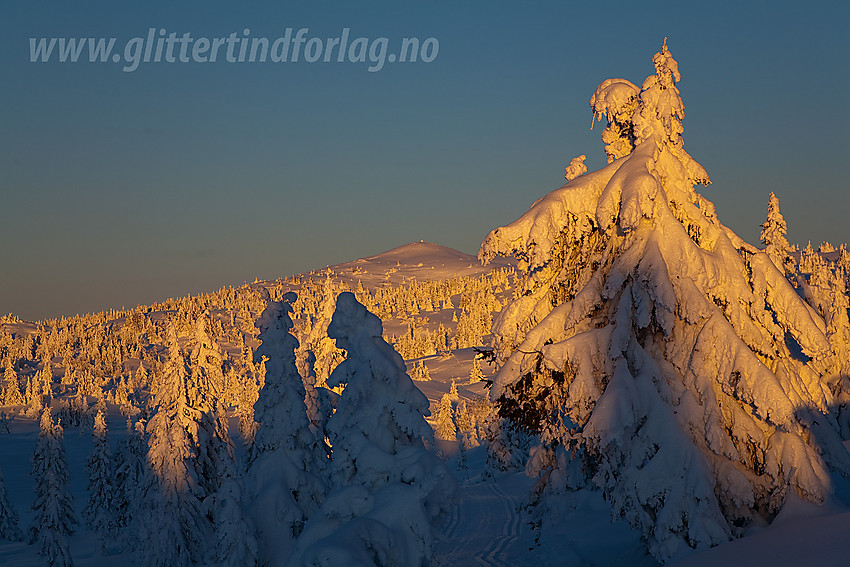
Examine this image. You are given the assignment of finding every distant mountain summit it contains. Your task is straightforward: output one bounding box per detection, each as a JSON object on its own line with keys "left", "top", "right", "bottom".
{"left": 359, "top": 241, "right": 476, "bottom": 265}
{"left": 330, "top": 241, "right": 513, "bottom": 284}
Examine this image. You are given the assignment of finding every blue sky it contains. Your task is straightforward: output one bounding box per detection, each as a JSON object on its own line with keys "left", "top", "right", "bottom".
{"left": 1, "top": 1, "right": 848, "bottom": 321}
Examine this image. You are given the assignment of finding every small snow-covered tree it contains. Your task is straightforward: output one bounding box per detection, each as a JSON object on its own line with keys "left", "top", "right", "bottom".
{"left": 760, "top": 192, "right": 788, "bottom": 250}
{"left": 760, "top": 192, "right": 794, "bottom": 273}
{"left": 564, "top": 154, "right": 587, "bottom": 181}
{"left": 134, "top": 363, "right": 148, "bottom": 391}
{"left": 410, "top": 359, "right": 431, "bottom": 381}
{"left": 303, "top": 360, "right": 335, "bottom": 438}
{"left": 29, "top": 408, "right": 76, "bottom": 567}
{"left": 84, "top": 410, "right": 115, "bottom": 549}
{"left": 38, "top": 361, "right": 53, "bottom": 401}
{"left": 0, "top": 464, "right": 22, "bottom": 542}
{"left": 455, "top": 400, "right": 482, "bottom": 448}
{"left": 292, "top": 292, "right": 456, "bottom": 567}
{"left": 2, "top": 365, "right": 23, "bottom": 406}
{"left": 435, "top": 393, "right": 457, "bottom": 441}
{"left": 469, "top": 355, "right": 484, "bottom": 383}
{"left": 27, "top": 376, "right": 43, "bottom": 417}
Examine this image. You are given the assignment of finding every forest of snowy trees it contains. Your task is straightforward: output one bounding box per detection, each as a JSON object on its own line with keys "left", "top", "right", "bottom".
{"left": 0, "top": 263, "right": 511, "bottom": 431}
{"left": 1, "top": 41, "right": 849, "bottom": 566}
{"left": 0, "top": 254, "right": 511, "bottom": 566}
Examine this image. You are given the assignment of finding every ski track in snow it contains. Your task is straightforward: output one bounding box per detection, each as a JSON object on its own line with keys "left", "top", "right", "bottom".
{"left": 435, "top": 477, "right": 525, "bottom": 567}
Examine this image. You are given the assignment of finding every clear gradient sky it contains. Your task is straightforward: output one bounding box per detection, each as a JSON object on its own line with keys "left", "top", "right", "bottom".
{"left": 2, "top": 1, "right": 848, "bottom": 321}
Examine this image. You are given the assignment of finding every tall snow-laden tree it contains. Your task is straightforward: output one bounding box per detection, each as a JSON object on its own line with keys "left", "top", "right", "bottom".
{"left": 185, "top": 315, "right": 236, "bottom": 502}
{"left": 248, "top": 291, "right": 326, "bottom": 566}
{"left": 292, "top": 292, "right": 456, "bottom": 567}
{"left": 479, "top": 40, "right": 850, "bottom": 563}
{"left": 84, "top": 410, "right": 115, "bottom": 550}
{"left": 29, "top": 407, "right": 77, "bottom": 567}
{"left": 142, "top": 323, "right": 215, "bottom": 566}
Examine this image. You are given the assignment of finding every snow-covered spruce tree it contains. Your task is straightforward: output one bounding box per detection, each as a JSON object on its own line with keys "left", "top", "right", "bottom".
{"left": 302, "top": 355, "right": 337, "bottom": 442}
{"left": 185, "top": 316, "right": 236, "bottom": 502}
{"left": 142, "top": 323, "right": 226, "bottom": 566}
{"left": 84, "top": 410, "right": 115, "bottom": 550}
{"left": 29, "top": 407, "right": 77, "bottom": 567}
{"left": 236, "top": 369, "right": 260, "bottom": 444}
{"left": 760, "top": 192, "right": 794, "bottom": 274}
{"left": 112, "top": 418, "right": 148, "bottom": 553}
{"left": 470, "top": 355, "right": 484, "bottom": 383}
{"left": 479, "top": 40, "right": 850, "bottom": 562}
{"left": 205, "top": 469, "right": 259, "bottom": 567}
{"left": 0, "top": 464, "right": 22, "bottom": 542}
{"left": 2, "top": 365, "right": 24, "bottom": 406}
{"left": 188, "top": 311, "right": 226, "bottom": 402}
{"left": 436, "top": 393, "right": 457, "bottom": 442}
{"left": 27, "top": 376, "right": 44, "bottom": 417}
{"left": 134, "top": 362, "right": 148, "bottom": 391}
{"left": 299, "top": 275, "right": 346, "bottom": 387}
{"left": 292, "top": 292, "right": 456, "bottom": 567}
{"left": 248, "top": 291, "right": 327, "bottom": 566}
